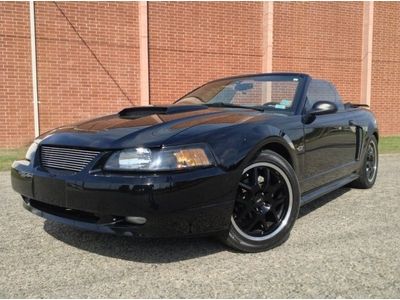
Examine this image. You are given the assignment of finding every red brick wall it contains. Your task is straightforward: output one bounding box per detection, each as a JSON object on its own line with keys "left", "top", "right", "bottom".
{"left": 371, "top": 2, "right": 400, "bottom": 136}
{"left": 148, "top": 2, "right": 263, "bottom": 105}
{"left": 1, "top": 2, "right": 399, "bottom": 148}
{"left": 273, "top": 2, "right": 363, "bottom": 104}
{"left": 35, "top": 2, "right": 140, "bottom": 133}
{"left": 0, "top": 2, "right": 34, "bottom": 148}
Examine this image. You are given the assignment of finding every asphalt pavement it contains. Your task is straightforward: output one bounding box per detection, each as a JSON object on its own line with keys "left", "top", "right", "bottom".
{"left": 1, "top": 154, "right": 399, "bottom": 298}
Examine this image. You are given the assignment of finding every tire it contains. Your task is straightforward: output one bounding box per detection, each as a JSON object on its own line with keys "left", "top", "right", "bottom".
{"left": 351, "top": 136, "right": 378, "bottom": 189}
{"left": 222, "top": 150, "right": 300, "bottom": 253}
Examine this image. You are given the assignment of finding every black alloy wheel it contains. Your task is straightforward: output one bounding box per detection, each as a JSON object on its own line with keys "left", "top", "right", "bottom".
{"left": 223, "top": 150, "right": 300, "bottom": 252}
{"left": 351, "top": 136, "right": 378, "bottom": 189}
{"left": 232, "top": 163, "right": 291, "bottom": 240}
{"left": 365, "top": 140, "right": 378, "bottom": 182}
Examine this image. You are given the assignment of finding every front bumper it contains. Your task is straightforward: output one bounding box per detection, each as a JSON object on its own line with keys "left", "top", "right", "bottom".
{"left": 11, "top": 160, "right": 238, "bottom": 237}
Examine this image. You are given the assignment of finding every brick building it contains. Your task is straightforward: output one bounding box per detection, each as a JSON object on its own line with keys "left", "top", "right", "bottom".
{"left": 1, "top": 1, "right": 399, "bottom": 148}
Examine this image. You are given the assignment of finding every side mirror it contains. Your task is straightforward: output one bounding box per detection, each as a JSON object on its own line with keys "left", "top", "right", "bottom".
{"left": 302, "top": 101, "right": 338, "bottom": 124}
{"left": 309, "top": 101, "right": 338, "bottom": 116}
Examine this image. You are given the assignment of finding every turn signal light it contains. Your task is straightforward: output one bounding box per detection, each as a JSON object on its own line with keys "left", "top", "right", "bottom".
{"left": 174, "top": 149, "right": 211, "bottom": 168}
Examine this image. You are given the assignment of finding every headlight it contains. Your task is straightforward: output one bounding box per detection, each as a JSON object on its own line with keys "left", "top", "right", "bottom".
{"left": 104, "top": 145, "right": 215, "bottom": 171}
{"left": 25, "top": 142, "right": 38, "bottom": 161}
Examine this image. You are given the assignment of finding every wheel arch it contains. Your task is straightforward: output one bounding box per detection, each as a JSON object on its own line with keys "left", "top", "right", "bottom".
{"left": 373, "top": 131, "right": 379, "bottom": 143}
{"left": 244, "top": 135, "right": 299, "bottom": 175}
{"left": 261, "top": 142, "right": 294, "bottom": 168}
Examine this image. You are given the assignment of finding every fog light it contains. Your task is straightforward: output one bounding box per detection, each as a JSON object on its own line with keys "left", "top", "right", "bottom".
{"left": 125, "top": 216, "right": 147, "bottom": 225}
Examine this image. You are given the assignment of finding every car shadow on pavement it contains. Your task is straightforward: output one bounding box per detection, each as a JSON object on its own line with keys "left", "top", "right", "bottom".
{"left": 43, "top": 220, "right": 227, "bottom": 263}
{"left": 43, "top": 187, "right": 351, "bottom": 263}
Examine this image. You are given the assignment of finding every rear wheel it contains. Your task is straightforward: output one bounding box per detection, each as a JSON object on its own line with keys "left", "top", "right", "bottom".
{"left": 222, "top": 150, "right": 300, "bottom": 252}
{"left": 351, "top": 136, "right": 378, "bottom": 189}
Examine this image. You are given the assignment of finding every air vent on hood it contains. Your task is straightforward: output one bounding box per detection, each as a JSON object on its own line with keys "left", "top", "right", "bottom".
{"left": 119, "top": 105, "right": 208, "bottom": 118}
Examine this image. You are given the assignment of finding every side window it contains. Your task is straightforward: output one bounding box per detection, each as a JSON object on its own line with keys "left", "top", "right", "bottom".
{"left": 329, "top": 82, "right": 344, "bottom": 111}
{"left": 305, "top": 79, "right": 337, "bottom": 111}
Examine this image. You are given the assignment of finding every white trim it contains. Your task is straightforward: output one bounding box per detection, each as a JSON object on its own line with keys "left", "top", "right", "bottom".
{"left": 262, "top": 2, "right": 274, "bottom": 102}
{"left": 262, "top": 1, "right": 273, "bottom": 73}
{"left": 29, "top": 0, "right": 40, "bottom": 137}
{"left": 360, "top": 1, "right": 374, "bottom": 106}
{"left": 138, "top": 1, "right": 150, "bottom": 106}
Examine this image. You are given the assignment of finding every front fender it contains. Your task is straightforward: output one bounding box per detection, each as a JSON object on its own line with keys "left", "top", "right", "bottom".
{"left": 167, "top": 122, "right": 300, "bottom": 173}
{"left": 240, "top": 134, "right": 299, "bottom": 173}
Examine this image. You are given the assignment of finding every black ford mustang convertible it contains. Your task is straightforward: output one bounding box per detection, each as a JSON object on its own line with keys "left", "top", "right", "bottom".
{"left": 11, "top": 73, "right": 378, "bottom": 252}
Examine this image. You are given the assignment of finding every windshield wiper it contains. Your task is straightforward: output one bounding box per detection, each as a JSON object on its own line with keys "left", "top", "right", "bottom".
{"left": 204, "top": 102, "right": 264, "bottom": 112}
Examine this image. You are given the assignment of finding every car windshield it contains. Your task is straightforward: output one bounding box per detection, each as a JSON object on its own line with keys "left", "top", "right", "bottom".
{"left": 175, "top": 75, "right": 302, "bottom": 112}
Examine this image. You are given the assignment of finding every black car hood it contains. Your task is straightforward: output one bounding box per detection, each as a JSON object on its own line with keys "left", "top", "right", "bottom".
{"left": 38, "top": 105, "right": 282, "bottom": 149}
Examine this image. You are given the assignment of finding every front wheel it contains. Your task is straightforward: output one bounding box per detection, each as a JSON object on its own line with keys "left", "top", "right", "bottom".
{"left": 222, "top": 150, "right": 300, "bottom": 252}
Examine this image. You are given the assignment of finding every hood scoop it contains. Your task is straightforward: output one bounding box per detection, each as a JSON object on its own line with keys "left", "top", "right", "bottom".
{"left": 119, "top": 105, "right": 208, "bottom": 118}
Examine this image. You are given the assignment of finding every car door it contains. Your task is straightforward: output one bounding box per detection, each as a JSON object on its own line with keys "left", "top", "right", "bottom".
{"left": 302, "top": 80, "right": 358, "bottom": 192}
